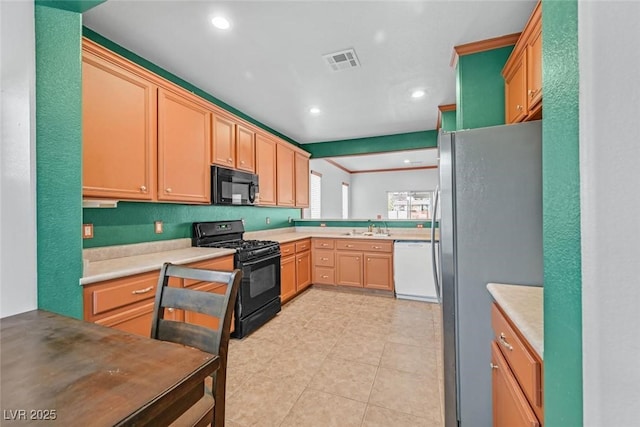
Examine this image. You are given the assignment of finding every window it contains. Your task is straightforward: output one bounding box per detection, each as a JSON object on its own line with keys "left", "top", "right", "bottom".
{"left": 309, "top": 171, "right": 322, "bottom": 219}
{"left": 387, "top": 191, "right": 434, "bottom": 219}
{"left": 341, "top": 182, "right": 349, "bottom": 219}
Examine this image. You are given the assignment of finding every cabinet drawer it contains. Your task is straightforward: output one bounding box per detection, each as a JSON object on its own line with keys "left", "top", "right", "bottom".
{"left": 182, "top": 255, "right": 234, "bottom": 288}
{"left": 295, "top": 239, "right": 311, "bottom": 252}
{"left": 313, "top": 267, "right": 335, "bottom": 285}
{"left": 313, "top": 238, "right": 335, "bottom": 249}
{"left": 89, "top": 271, "right": 159, "bottom": 316}
{"left": 95, "top": 301, "right": 155, "bottom": 337}
{"left": 280, "top": 242, "right": 296, "bottom": 257}
{"left": 335, "top": 239, "right": 393, "bottom": 252}
{"left": 314, "top": 250, "right": 335, "bottom": 267}
{"left": 492, "top": 303, "right": 542, "bottom": 408}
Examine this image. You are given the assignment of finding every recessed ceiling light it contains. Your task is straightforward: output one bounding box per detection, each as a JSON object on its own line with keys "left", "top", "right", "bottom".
{"left": 211, "top": 16, "right": 231, "bottom": 30}
{"left": 309, "top": 107, "right": 321, "bottom": 115}
{"left": 411, "top": 89, "right": 426, "bottom": 99}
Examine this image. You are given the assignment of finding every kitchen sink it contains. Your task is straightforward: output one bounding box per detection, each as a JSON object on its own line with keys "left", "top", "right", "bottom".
{"left": 342, "top": 231, "right": 391, "bottom": 237}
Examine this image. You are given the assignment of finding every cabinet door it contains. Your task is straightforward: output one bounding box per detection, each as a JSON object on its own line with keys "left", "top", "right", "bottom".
{"left": 296, "top": 250, "right": 312, "bottom": 292}
{"left": 294, "top": 152, "right": 310, "bottom": 207}
{"left": 364, "top": 253, "right": 393, "bottom": 291}
{"left": 157, "top": 88, "right": 211, "bottom": 203}
{"left": 212, "top": 113, "right": 236, "bottom": 167}
{"left": 276, "top": 143, "right": 295, "bottom": 206}
{"left": 82, "top": 50, "right": 157, "bottom": 200}
{"left": 492, "top": 342, "right": 540, "bottom": 427}
{"left": 504, "top": 53, "right": 528, "bottom": 124}
{"left": 336, "top": 252, "right": 363, "bottom": 287}
{"left": 236, "top": 124, "right": 256, "bottom": 172}
{"left": 281, "top": 255, "right": 297, "bottom": 303}
{"left": 527, "top": 28, "right": 542, "bottom": 112}
{"left": 255, "top": 133, "right": 277, "bottom": 205}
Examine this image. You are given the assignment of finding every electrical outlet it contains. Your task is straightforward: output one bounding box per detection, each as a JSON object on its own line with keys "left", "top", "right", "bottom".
{"left": 241, "top": 218, "right": 245, "bottom": 225}
{"left": 265, "top": 217, "right": 270, "bottom": 225}
{"left": 154, "top": 221, "right": 163, "bottom": 234}
{"left": 288, "top": 216, "right": 292, "bottom": 223}
{"left": 320, "top": 223, "right": 326, "bottom": 227}
{"left": 417, "top": 224, "right": 424, "bottom": 228}
{"left": 82, "top": 224, "right": 94, "bottom": 239}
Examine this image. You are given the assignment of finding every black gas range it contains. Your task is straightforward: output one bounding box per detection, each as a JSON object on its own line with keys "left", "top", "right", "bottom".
{"left": 192, "top": 220, "right": 281, "bottom": 338}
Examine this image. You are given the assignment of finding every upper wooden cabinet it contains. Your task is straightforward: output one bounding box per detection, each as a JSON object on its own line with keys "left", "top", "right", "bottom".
{"left": 276, "top": 143, "right": 295, "bottom": 206}
{"left": 502, "top": 1, "right": 542, "bottom": 123}
{"left": 82, "top": 44, "right": 157, "bottom": 200}
{"left": 157, "top": 88, "right": 211, "bottom": 203}
{"left": 236, "top": 124, "right": 256, "bottom": 173}
{"left": 294, "top": 152, "right": 310, "bottom": 208}
{"left": 255, "top": 133, "right": 277, "bottom": 206}
{"left": 82, "top": 38, "right": 310, "bottom": 206}
{"left": 212, "top": 113, "right": 256, "bottom": 173}
{"left": 212, "top": 113, "right": 236, "bottom": 168}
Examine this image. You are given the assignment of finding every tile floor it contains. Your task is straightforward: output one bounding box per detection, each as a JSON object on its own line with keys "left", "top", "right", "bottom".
{"left": 225, "top": 287, "right": 444, "bottom": 427}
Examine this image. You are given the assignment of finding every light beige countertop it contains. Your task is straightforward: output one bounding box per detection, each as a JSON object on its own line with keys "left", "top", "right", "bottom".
{"left": 81, "top": 239, "right": 235, "bottom": 285}
{"left": 487, "top": 283, "right": 544, "bottom": 359}
{"left": 81, "top": 227, "right": 434, "bottom": 285}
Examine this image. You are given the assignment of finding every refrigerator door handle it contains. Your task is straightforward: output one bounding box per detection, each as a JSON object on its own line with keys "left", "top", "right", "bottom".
{"left": 431, "top": 186, "right": 441, "bottom": 303}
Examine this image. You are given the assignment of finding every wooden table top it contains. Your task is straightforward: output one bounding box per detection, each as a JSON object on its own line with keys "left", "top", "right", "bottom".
{"left": 0, "top": 310, "right": 219, "bottom": 426}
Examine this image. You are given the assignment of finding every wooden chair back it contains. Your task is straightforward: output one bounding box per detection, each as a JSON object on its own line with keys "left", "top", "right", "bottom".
{"left": 151, "top": 262, "right": 241, "bottom": 427}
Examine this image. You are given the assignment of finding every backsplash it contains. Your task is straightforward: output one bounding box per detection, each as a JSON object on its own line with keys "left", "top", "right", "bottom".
{"left": 83, "top": 201, "right": 300, "bottom": 248}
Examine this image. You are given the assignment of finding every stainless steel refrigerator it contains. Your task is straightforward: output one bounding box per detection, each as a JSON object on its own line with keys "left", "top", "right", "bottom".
{"left": 433, "top": 121, "right": 543, "bottom": 427}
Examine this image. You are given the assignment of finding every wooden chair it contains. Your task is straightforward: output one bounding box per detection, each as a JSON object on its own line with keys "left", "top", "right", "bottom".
{"left": 151, "top": 262, "right": 241, "bottom": 427}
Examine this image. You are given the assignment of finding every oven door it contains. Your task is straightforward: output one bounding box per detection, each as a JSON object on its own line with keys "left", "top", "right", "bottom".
{"left": 236, "top": 252, "right": 281, "bottom": 319}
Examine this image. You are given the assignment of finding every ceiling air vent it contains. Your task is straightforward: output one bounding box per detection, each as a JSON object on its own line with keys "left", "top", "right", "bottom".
{"left": 323, "top": 48, "right": 360, "bottom": 72}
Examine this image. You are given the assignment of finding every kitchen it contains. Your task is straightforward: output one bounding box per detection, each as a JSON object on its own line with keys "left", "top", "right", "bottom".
{"left": 2, "top": 1, "right": 639, "bottom": 427}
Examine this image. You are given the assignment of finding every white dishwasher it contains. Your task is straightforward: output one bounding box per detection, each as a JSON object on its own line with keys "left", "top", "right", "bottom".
{"left": 393, "top": 241, "right": 438, "bottom": 302}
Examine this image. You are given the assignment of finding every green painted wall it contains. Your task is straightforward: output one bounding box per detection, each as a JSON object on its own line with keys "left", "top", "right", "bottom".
{"left": 303, "top": 130, "right": 438, "bottom": 158}
{"left": 456, "top": 46, "right": 513, "bottom": 130}
{"left": 542, "top": 0, "right": 582, "bottom": 425}
{"left": 83, "top": 203, "right": 300, "bottom": 248}
{"left": 35, "top": 5, "right": 83, "bottom": 318}
{"left": 35, "top": 0, "right": 105, "bottom": 13}
{"left": 83, "top": 28, "right": 300, "bottom": 147}
{"left": 441, "top": 110, "right": 457, "bottom": 132}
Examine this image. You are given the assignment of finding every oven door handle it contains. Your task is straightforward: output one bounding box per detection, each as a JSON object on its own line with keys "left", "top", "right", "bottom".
{"left": 240, "top": 251, "right": 281, "bottom": 267}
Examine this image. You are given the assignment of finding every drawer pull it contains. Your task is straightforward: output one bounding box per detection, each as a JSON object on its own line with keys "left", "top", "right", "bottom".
{"left": 131, "top": 286, "right": 153, "bottom": 295}
{"left": 321, "top": 243, "right": 329, "bottom": 247}
{"left": 372, "top": 246, "right": 381, "bottom": 249}
{"left": 321, "top": 257, "right": 329, "bottom": 261}
{"left": 346, "top": 244, "right": 354, "bottom": 248}
{"left": 499, "top": 333, "right": 513, "bottom": 351}
{"left": 167, "top": 308, "right": 175, "bottom": 313}
{"left": 490, "top": 363, "right": 499, "bottom": 370}
{"left": 283, "top": 249, "right": 291, "bottom": 253}
{"left": 298, "top": 259, "right": 301, "bottom": 262}
{"left": 322, "top": 275, "right": 329, "bottom": 279}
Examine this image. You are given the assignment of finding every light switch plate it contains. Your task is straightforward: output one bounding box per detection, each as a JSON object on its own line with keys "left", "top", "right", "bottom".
{"left": 154, "top": 221, "right": 163, "bottom": 234}
{"left": 82, "top": 224, "right": 94, "bottom": 239}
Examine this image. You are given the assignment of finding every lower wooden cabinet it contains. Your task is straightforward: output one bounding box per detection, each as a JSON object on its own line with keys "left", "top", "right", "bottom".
{"left": 83, "top": 255, "right": 234, "bottom": 337}
{"left": 363, "top": 253, "right": 393, "bottom": 291}
{"left": 321, "top": 239, "right": 393, "bottom": 291}
{"left": 491, "top": 303, "right": 543, "bottom": 426}
{"left": 280, "top": 239, "right": 311, "bottom": 303}
{"left": 336, "top": 252, "right": 363, "bottom": 287}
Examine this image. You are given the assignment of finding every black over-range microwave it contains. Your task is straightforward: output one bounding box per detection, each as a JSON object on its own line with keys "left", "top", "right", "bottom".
{"left": 211, "top": 166, "right": 259, "bottom": 205}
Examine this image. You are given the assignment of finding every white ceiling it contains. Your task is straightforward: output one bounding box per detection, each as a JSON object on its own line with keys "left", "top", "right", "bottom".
{"left": 325, "top": 148, "right": 439, "bottom": 173}
{"left": 83, "top": 0, "right": 536, "bottom": 146}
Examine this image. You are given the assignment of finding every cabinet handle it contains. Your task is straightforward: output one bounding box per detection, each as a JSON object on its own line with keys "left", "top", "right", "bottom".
{"left": 298, "top": 259, "right": 302, "bottom": 262}
{"left": 321, "top": 257, "right": 329, "bottom": 261}
{"left": 516, "top": 105, "right": 523, "bottom": 111}
{"left": 228, "top": 158, "right": 233, "bottom": 163}
{"left": 167, "top": 307, "right": 175, "bottom": 313}
{"left": 166, "top": 188, "right": 172, "bottom": 193}
{"left": 499, "top": 333, "right": 514, "bottom": 351}
{"left": 283, "top": 249, "right": 291, "bottom": 253}
{"left": 367, "top": 258, "right": 371, "bottom": 262}
{"left": 346, "top": 244, "right": 354, "bottom": 248}
{"left": 321, "top": 243, "right": 329, "bottom": 247}
{"left": 372, "top": 246, "right": 381, "bottom": 249}
{"left": 240, "top": 160, "right": 245, "bottom": 165}
{"left": 322, "top": 275, "right": 329, "bottom": 279}
{"left": 356, "top": 257, "right": 359, "bottom": 261}
{"left": 140, "top": 185, "right": 147, "bottom": 192}
{"left": 490, "top": 363, "right": 499, "bottom": 370}
{"left": 131, "top": 286, "right": 153, "bottom": 295}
